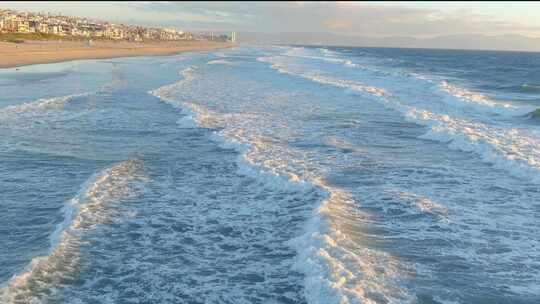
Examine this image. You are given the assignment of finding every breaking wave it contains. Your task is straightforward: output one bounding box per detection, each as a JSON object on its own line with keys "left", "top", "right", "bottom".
{"left": 282, "top": 47, "right": 359, "bottom": 68}
{"left": 0, "top": 160, "right": 147, "bottom": 304}
{"left": 257, "top": 56, "right": 388, "bottom": 97}
{"left": 258, "top": 52, "right": 540, "bottom": 184}
{"left": 276, "top": 47, "right": 532, "bottom": 117}
{"left": 288, "top": 180, "right": 414, "bottom": 304}
{"left": 207, "top": 59, "right": 235, "bottom": 66}
{"left": 149, "top": 69, "right": 415, "bottom": 304}
{"left": 437, "top": 81, "right": 531, "bottom": 116}
{"left": 149, "top": 66, "right": 197, "bottom": 102}
{"left": 0, "top": 93, "right": 88, "bottom": 118}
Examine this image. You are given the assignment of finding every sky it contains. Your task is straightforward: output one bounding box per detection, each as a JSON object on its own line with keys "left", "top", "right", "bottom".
{"left": 2, "top": 1, "right": 540, "bottom": 38}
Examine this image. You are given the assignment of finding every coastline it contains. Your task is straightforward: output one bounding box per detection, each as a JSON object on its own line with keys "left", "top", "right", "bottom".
{"left": 0, "top": 40, "right": 234, "bottom": 69}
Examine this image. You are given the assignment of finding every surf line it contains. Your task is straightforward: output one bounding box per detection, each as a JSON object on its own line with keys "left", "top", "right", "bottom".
{"left": 1, "top": 159, "right": 147, "bottom": 304}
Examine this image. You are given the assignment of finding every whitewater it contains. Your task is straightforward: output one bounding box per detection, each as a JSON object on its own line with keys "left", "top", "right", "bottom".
{"left": 1, "top": 46, "right": 539, "bottom": 304}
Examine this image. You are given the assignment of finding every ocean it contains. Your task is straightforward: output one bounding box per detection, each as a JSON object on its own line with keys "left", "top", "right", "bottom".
{"left": 0, "top": 45, "right": 539, "bottom": 304}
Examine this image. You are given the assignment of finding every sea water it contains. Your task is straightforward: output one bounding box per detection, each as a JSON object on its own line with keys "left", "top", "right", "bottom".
{"left": 1, "top": 46, "right": 539, "bottom": 304}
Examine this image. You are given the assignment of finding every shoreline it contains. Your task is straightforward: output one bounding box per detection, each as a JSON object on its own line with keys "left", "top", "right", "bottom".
{"left": 0, "top": 40, "right": 234, "bottom": 69}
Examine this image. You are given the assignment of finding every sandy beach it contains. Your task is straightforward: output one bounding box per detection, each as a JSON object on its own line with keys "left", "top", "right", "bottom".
{"left": 0, "top": 40, "right": 233, "bottom": 68}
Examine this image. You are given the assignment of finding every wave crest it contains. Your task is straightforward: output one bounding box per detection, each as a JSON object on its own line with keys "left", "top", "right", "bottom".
{"left": 0, "top": 93, "right": 88, "bottom": 118}
{"left": 149, "top": 72, "right": 414, "bottom": 304}
{"left": 258, "top": 50, "right": 540, "bottom": 184}
{"left": 1, "top": 160, "right": 147, "bottom": 304}
{"left": 207, "top": 59, "right": 235, "bottom": 66}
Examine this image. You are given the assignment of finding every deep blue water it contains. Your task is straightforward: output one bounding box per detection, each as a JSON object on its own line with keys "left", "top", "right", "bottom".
{"left": 1, "top": 46, "right": 539, "bottom": 304}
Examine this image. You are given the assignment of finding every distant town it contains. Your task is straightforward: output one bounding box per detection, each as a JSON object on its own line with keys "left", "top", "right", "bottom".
{"left": 0, "top": 8, "right": 236, "bottom": 43}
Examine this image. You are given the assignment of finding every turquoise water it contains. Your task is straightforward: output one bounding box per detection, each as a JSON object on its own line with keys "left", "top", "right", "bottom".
{"left": 1, "top": 46, "right": 539, "bottom": 304}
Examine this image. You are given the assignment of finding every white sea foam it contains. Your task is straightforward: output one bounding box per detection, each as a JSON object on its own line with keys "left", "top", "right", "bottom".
{"left": 257, "top": 56, "right": 290, "bottom": 74}
{"left": 149, "top": 71, "right": 415, "bottom": 304}
{"left": 389, "top": 190, "right": 449, "bottom": 221}
{"left": 179, "top": 66, "right": 197, "bottom": 79}
{"left": 259, "top": 51, "right": 540, "bottom": 184}
{"left": 207, "top": 59, "right": 235, "bottom": 66}
{"left": 437, "top": 81, "right": 532, "bottom": 116}
{"left": 289, "top": 180, "right": 414, "bottom": 304}
{"left": 280, "top": 47, "right": 531, "bottom": 118}
{"left": 440, "top": 81, "right": 500, "bottom": 107}
{"left": 201, "top": 113, "right": 414, "bottom": 304}
{"left": 175, "top": 101, "right": 312, "bottom": 190}
{"left": 308, "top": 74, "right": 390, "bottom": 97}
{"left": 319, "top": 48, "right": 333, "bottom": 55}
{"left": 0, "top": 93, "right": 88, "bottom": 117}
{"left": 0, "top": 160, "right": 147, "bottom": 304}
{"left": 149, "top": 66, "right": 198, "bottom": 103}
{"left": 407, "top": 109, "right": 540, "bottom": 182}
{"left": 280, "top": 47, "right": 360, "bottom": 69}
{"left": 258, "top": 56, "right": 389, "bottom": 97}
{"left": 149, "top": 54, "right": 540, "bottom": 302}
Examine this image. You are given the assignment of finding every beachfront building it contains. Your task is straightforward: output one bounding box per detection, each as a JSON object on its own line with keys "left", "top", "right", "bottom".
{"left": 48, "top": 24, "right": 61, "bottom": 35}
{"left": 159, "top": 28, "right": 185, "bottom": 41}
{"left": 0, "top": 9, "right": 17, "bottom": 33}
{"left": 143, "top": 28, "right": 160, "bottom": 40}
{"left": 0, "top": 15, "right": 20, "bottom": 32}
{"left": 59, "top": 24, "right": 71, "bottom": 36}
{"left": 105, "top": 25, "right": 125, "bottom": 40}
{"left": 0, "top": 7, "right": 199, "bottom": 42}
{"left": 17, "top": 21, "right": 30, "bottom": 33}
{"left": 197, "top": 32, "right": 232, "bottom": 42}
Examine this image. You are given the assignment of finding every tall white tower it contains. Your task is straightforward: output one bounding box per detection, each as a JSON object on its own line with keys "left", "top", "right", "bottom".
{"left": 231, "top": 32, "right": 236, "bottom": 43}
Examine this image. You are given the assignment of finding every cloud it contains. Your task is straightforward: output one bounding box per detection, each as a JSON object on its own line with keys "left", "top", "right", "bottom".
{"left": 125, "top": 1, "right": 540, "bottom": 37}
{"left": 3, "top": 1, "right": 538, "bottom": 37}
{"left": 324, "top": 20, "right": 351, "bottom": 30}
